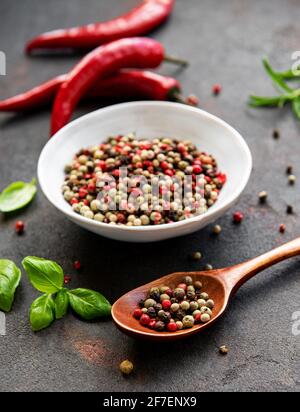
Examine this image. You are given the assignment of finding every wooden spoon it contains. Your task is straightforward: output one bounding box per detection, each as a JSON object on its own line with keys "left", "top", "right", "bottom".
{"left": 112, "top": 238, "right": 300, "bottom": 341}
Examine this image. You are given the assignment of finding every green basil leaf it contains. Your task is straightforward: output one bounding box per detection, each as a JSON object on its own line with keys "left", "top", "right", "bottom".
{"left": 22, "top": 256, "right": 64, "bottom": 293}
{"left": 0, "top": 260, "right": 21, "bottom": 312}
{"left": 292, "top": 97, "right": 300, "bottom": 120}
{"left": 0, "top": 179, "right": 37, "bottom": 213}
{"left": 30, "top": 294, "right": 55, "bottom": 332}
{"left": 68, "top": 289, "right": 111, "bottom": 320}
{"left": 55, "top": 288, "right": 69, "bottom": 319}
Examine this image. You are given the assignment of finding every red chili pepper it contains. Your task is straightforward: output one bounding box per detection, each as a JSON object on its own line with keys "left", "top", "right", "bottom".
{"left": 0, "top": 70, "right": 185, "bottom": 113}
{"left": 50, "top": 38, "right": 166, "bottom": 136}
{"left": 26, "top": 0, "right": 175, "bottom": 54}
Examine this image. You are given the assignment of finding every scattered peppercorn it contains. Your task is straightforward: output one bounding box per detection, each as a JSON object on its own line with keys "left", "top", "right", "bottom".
{"left": 258, "top": 191, "right": 268, "bottom": 203}
{"left": 279, "top": 224, "right": 286, "bottom": 234}
{"left": 288, "top": 175, "right": 296, "bottom": 185}
{"left": 73, "top": 260, "right": 82, "bottom": 270}
{"left": 15, "top": 220, "right": 25, "bottom": 234}
{"left": 286, "top": 205, "right": 294, "bottom": 215}
{"left": 186, "top": 94, "right": 199, "bottom": 106}
{"left": 286, "top": 166, "right": 293, "bottom": 175}
{"left": 233, "top": 211, "right": 244, "bottom": 224}
{"left": 219, "top": 345, "right": 229, "bottom": 355}
{"left": 272, "top": 129, "right": 280, "bottom": 140}
{"left": 120, "top": 360, "right": 134, "bottom": 375}
{"left": 212, "top": 84, "right": 222, "bottom": 95}
{"left": 64, "top": 275, "right": 72, "bottom": 284}
{"left": 192, "top": 251, "right": 202, "bottom": 261}
{"left": 205, "top": 264, "right": 213, "bottom": 271}
{"left": 132, "top": 276, "right": 215, "bottom": 333}
{"left": 213, "top": 224, "right": 222, "bottom": 235}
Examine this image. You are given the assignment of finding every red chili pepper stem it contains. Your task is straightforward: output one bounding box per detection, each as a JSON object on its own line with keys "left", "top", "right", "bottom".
{"left": 170, "top": 89, "right": 197, "bottom": 106}
{"left": 164, "top": 55, "right": 189, "bottom": 67}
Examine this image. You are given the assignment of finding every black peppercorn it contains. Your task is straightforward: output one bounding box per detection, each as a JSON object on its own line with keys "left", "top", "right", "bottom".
{"left": 150, "top": 291, "right": 161, "bottom": 302}
{"left": 175, "top": 309, "right": 186, "bottom": 321}
{"left": 155, "top": 321, "right": 165, "bottom": 331}
{"left": 147, "top": 307, "right": 156, "bottom": 318}
{"left": 154, "top": 303, "right": 162, "bottom": 312}
{"left": 187, "top": 290, "right": 196, "bottom": 300}
{"left": 158, "top": 310, "right": 171, "bottom": 323}
{"left": 138, "top": 299, "right": 145, "bottom": 308}
{"left": 171, "top": 298, "right": 179, "bottom": 304}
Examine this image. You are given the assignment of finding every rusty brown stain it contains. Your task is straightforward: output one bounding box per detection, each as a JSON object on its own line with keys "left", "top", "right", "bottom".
{"left": 73, "top": 338, "right": 111, "bottom": 367}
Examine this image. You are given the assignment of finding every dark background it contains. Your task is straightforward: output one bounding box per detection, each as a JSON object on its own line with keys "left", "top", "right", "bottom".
{"left": 0, "top": 0, "right": 300, "bottom": 392}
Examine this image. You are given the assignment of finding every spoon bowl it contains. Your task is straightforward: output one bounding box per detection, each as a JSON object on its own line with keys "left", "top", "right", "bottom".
{"left": 112, "top": 238, "right": 300, "bottom": 341}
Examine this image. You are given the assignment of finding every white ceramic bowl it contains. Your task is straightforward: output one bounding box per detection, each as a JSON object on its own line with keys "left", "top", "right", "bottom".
{"left": 38, "top": 102, "right": 252, "bottom": 242}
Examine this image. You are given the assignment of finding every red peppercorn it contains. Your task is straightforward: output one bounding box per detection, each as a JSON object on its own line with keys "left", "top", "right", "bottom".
{"left": 148, "top": 320, "right": 156, "bottom": 329}
{"left": 73, "top": 260, "right": 81, "bottom": 270}
{"left": 70, "top": 197, "right": 79, "bottom": 205}
{"left": 177, "top": 283, "right": 187, "bottom": 291}
{"left": 193, "top": 165, "right": 203, "bottom": 174}
{"left": 279, "top": 224, "right": 286, "bottom": 234}
{"left": 165, "top": 169, "right": 174, "bottom": 177}
{"left": 64, "top": 275, "right": 72, "bottom": 284}
{"left": 140, "top": 314, "right": 150, "bottom": 326}
{"left": 162, "top": 300, "right": 172, "bottom": 311}
{"left": 97, "top": 160, "right": 107, "bottom": 171}
{"left": 79, "top": 188, "right": 88, "bottom": 199}
{"left": 83, "top": 199, "right": 89, "bottom": 206}
{"left": 177, "top": 143, "right": 186, "bottom": 153}
{"left": 167, "top": 322, "right": 178, "bottom": 332}
{"left": 194, "top": 314, "right": 202, "bottom": 323}
{"left": 161, "top": 161, "right": 169, "bottom": 170}
{"left": 117, "top": 213, "right": 126, "bottom": 223}
{"left": 133, "top": 309, "right": 143, "bottom": 319}
{"left": 165, "top": 289, "right": 173, "bottom": 297}
{"left": 15, "top": 220, "right": 25, "bottom": 234}
{"left": 87, "top": 183, "right": 96, "bottom": 192}
{"left": 212, "top": 83, "right": 222, "bottom": 95}
{"left": 233, "top": 211, "right": 244, "bottom": 224}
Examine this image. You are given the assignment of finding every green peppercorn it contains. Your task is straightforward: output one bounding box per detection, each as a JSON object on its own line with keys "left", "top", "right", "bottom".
{"left": 176, "top": 321, "right": 184, "bottom": 330}
{"left": 197, "top": 299, "right": 206, "bottom": 308}
{"left": 200, "top": 306, "right": 212, "bottom": 316}
{"left": 155, "top": 321, "right": 165, "bottom": 331}
{"left": 205, "top": 264, "right": 213, "bottom": 271}
{"left": 206, "top": 299, "right": 215, "bottom": 309}
{"left": 180, "top": 301, "right": 190, "bottom": 311}
{"left": 160, "top": 293, "right": 171, "bottom": 302}
{"left": 119, "top": 360, "right": 134, "bottom": 375}
{"left": 183, "top": 276, "right": 193, "bottom": 285}
{"left": 189, "top": 301, "right": 199, "bottom": 312}
{"left": 174, "top": 288, "right": 186, "bottom": 300}
{"left": 171, "top": 303, "right": 180, "bottom": 313}
{"left": 194, "top": 281, "right": 203, "bottom": 290}
{"left": 144, "top": 299, "right": 156, "bottom": 308}
{"left": 141, "top": 308, "right": 148, "bottom": 314}
{"left": 201, "top": 313, "right": 211, "bottom": 323}
{"left": 200, "top": 292, "right": 209, "bottom": 300}
{"left": 160, "top": 286, "right": 169, "bottom": 294}
{"left": 150, "top": 287, "right": 160, "bottom": 297}
{"left": 183, "top": 315, "right": 195, "bottom": 329}
{"left": 187, "top": 285, "right": 195, "bottom": 292}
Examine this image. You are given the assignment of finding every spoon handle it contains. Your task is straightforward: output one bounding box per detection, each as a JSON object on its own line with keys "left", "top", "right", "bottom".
{"left": 220, "top": 237, "right": 300, "bottom": 293}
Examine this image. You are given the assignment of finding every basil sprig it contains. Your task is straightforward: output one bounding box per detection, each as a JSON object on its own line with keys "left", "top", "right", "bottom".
{"left": 249, "top": 58, "right": 300, "bottom": 120}
{"left": 0, "top": 260, "right": 21, "bottom": 312}
{"left": 0, "top": 179, "right": 37, "bottom": 213}
{"left": 22, "top": 256, "right": 111, "bottom": 331}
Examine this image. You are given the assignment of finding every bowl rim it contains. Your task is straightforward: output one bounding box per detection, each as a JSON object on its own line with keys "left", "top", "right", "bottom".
{"left": 38, "top": 101, "right": 252, "bottom": 233}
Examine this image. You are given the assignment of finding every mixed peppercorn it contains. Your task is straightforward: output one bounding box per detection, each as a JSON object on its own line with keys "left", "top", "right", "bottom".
{"left": 62, "top": 134, "right": 226, "bottom": 226}
{"left": 133, "top": 276, "right": 214, "bottom": 332}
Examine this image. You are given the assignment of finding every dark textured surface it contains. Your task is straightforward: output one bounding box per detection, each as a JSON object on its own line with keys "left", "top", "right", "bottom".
{"left": 0, "top": 0, "right": 300, "bottom": 393}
